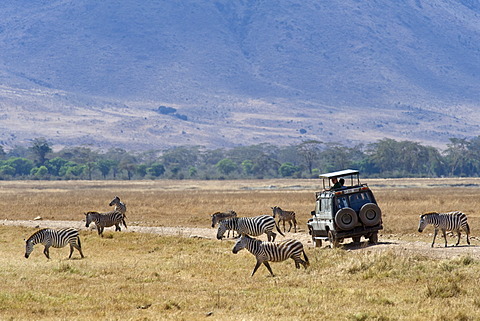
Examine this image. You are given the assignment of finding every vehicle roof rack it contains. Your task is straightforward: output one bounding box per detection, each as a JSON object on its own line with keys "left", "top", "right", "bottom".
{"left": 319, "top": 169, "right": 361, "bottom": 190}
{"left": 319, "top": 169, "right": 359, "bottom": 179}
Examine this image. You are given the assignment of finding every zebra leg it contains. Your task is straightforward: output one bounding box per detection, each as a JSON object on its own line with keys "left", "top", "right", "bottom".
{"left": 74, "top": 237, "right": 85, "bottom": 258}
{"left": 99, "top": 227, "right": 104, "bottom": 237}
{"left": 287, "top": 221, "right": 292, "bottom": 233}
{"left": 283, "top": 220, "right": 287, "bottom": 233}
{"left": 303, "top": 250, "right": 310, "bottom": 267}
{"left": 267, "top": 231, "right": 277, "bottom": 242}
{"left": 431, "top": 228, "right": 438, "bottom": 247}
{"left": 115, "top": 223, "right": 121, "bottom": 232}
{"left": 122, "top": 218, "right": 127, "bottom": 229}
{"left": 43, "top": 246, "right": 50, "bottom": 259}
{"left": 455, "top": 231, "right": 462, "bottom": 246}
{"left": 69, "top": 244, "right": 74, "bottom": 259}
{"left": 466, "top": 225, "right": 471, "bottom": 245}
{"left": 263, "top": 261, "right": 275, "bottom": 277}
{"left": 293, "top": 219, "right": 297, "bottom": 233}
{"left": 441, "top": 229, "right": 448, "bottom": 247}
{"left": 251, "top": 261, "right": 263, "bottom": 277}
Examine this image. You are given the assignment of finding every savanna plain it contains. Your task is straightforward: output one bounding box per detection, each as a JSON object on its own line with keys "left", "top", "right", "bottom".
{"left": 2, "top": 178, "right": 480, "bottom": 320}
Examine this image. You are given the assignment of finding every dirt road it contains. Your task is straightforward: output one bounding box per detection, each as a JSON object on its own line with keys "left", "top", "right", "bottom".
{"left": 4, "top": 219, "right": 479, "bottom": 260}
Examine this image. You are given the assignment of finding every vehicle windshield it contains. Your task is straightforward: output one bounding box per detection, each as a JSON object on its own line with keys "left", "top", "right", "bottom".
{"left": 336, "top": 192, "right": 373, "bottom": 212}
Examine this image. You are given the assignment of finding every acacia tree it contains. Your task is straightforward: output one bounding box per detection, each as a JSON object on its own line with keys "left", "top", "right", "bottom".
{"left": 296, "top": 140, "right": 322, "bottom": 174}
{"left": 30, "top": 138, "right": 52, "bottom": 165}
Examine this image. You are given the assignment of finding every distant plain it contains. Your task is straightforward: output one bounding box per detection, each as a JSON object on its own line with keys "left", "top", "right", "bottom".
{"left": 2, "top": 178, "right": 480, "bottom": 320}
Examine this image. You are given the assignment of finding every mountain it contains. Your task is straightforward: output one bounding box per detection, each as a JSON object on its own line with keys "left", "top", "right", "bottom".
{"left": 1, "top": 0, "right": 480, "bottom": 151}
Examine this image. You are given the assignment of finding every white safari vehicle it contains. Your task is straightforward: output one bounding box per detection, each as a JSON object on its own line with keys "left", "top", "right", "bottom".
{"left": 307, "top": 169, "right": 383, "bottom": 248}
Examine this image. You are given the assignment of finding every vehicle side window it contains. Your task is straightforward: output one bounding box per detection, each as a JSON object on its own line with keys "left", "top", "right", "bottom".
{"left": 336, "top": 196, "right": 348, "bottom": 209}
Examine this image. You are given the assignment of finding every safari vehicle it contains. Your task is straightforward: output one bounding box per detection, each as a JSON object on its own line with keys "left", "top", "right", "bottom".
{"left": 307, "top": 169, "right": 382, "bottom": 248}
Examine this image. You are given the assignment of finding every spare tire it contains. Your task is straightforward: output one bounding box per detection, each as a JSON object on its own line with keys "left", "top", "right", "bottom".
{"left": 359, "top": 203, "right": 382, "bottom": 226}
{"left": 334, "top": 207, "right": 358, "bottom": 230}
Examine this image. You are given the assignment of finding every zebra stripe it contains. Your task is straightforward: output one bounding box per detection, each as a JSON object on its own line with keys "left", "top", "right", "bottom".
{"left": 232, "top": 234, "right": 309, "bottom": 276}
{"left": 25, "top": 227, "right": 84, "bottom": 259}
{"left": 85, "top": 210, "right": 127, "bottom": 237}
{"left": 271, "top": 206, "right": 297, "bottom": 233}
{"left": 217, "top": 215, "right": 285, "bottom": 241}
{"left": 211, "top": 210, "right": 237, "bottom": 237}
{"left": 418, "top": 211, "right": 471, "bottom": 247}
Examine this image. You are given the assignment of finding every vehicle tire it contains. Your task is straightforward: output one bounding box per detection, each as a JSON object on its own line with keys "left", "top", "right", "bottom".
{"left": 369, "top": 232, "right": 379, "bottom": 244}
{"left": 328, "top": 230, "right": 340, "bottom": 248}
{"left": 334, "top": 207, "right": 358, "bottom": 230}
{"left": 312, "top": 236, "right": 322, "bottom": 248}
{"left": 359, "top": 203, "right": 382, "bottom": 226}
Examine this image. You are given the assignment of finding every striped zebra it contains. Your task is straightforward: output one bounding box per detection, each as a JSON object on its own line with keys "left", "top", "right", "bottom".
{"left": 271, "top": 206, "right": 297, "bottom": 233}
{"left": 25, "top": 227, "right": 84, "bottom": 259}
{"left": 109, "top": 196, "right": 127, "bottom": 217}
{"left": 211, "top": 210, "right": 237, "bottom": 237}
{"left": 418, "top": 211, "right": 471, "bottom": 247}
{"left": 232, "top": 234, "right": 309, "bottom": 277}
{"left": 85, "top": 210, "right": 127, "bottom": 237}
{"left": 216, "top": 215, "right": 285, "bottom": 242}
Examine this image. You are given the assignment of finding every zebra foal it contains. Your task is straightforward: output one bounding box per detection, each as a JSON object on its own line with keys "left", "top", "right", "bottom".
{"left": 271, "top": 206, "right": 297, "bottom": 233}
{"left": 217, "top": 215, "right": 285, "bottom": 241}
{"left": 85, "top": 210, "right": 127, "bottom": 237}
{"left": 25, "top": 227, "right": 84, "bottom": 259}
{"left": 232, "top": 234, "right": 309, "bottom": 277}
{"left": 418, "top": 211, "right": 471, "bottom": 247}
{"left": 211, "top": 210, "right": 237, "bottom": 237}
{"left": 109, "top": 196, "right": 127, "bottom": 217}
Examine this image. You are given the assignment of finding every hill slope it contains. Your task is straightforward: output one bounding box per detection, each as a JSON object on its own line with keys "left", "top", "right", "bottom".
{"left": 1, "top": 0, "right": 480, "bottom": 150}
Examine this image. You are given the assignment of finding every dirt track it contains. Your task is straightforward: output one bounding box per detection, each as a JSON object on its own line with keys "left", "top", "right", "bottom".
{"left": 5, "top": 219, "right": 480, "bottom": 260}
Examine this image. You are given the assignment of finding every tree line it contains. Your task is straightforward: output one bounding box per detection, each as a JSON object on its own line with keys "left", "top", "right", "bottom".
{"left": 0, "top": 137, "right": 478, "bottom": 180}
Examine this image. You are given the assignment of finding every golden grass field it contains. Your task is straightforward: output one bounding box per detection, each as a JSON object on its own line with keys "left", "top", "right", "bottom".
{"left": 2, "top": 178, "right": 480, "bottom": 320}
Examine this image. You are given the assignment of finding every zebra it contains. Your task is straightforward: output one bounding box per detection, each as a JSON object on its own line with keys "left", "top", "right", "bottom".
{"left": 25, "top": 227, "right": 84, "bottom": 259}
{"left": 85, "top": 210, "right": 127, "bottom": 237}
{"left": 418, "top": 211, "right": 471, "bottom": 247}
{"left": 211, "top": 210, "right": 237, "bottom": 238}
{"left": 109, "top": 196, "right": 127, "bottom": 217}
{"left": 271, "top": 206, "right": 297, "bottom": 233}
{"left": 232, "top": 234, "right": 309, "bottom": 277}
{"left": 109, "top": 195, "right": 128, "bottom": 227}
{"left": 217, "top": 215, "right": 285, "bottom": 242}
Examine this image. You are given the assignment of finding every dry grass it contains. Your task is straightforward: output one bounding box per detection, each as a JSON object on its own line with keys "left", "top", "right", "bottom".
{"left": 2, "top": 178, "right": 480, "bottom": 320}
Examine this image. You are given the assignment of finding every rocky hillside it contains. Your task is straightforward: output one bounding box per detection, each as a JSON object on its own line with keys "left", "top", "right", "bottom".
{"left": 1, "top": 0, "right": 480, "bottom": 151}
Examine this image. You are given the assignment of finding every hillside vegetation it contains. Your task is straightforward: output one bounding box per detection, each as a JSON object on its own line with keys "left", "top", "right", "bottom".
{"left": 1, "top": 1, "right": 480, "bottom": 150}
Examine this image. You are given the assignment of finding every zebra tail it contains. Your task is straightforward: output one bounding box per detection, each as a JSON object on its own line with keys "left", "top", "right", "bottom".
{"left": 275, "top": 221, "right": 285, "bottom": 237}
{"left": 123, "top": 219, "right": 128, "bottom": 229}
{"left": 303, "top": 250, "right": 310, "bottom": 266}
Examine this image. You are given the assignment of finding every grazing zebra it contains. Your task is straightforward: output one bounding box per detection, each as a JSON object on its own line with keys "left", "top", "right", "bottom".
{"left": 25, "top": 227, "right": 84, "bottom": 259}
{"left": 232, "top": 234, "right": 309, "bottom": 277}
{"left": 85, "top": 210, "right": 127, "bottom": 237}
{"left": 211, "top": 210, "right": 237, "bottom": 237}
{"left": 418, "top": 211, "right": 471, "bottom": 247}
{"left": 271, "top": 206, "right": 297, "bottom": 233}
{"left": 216, "top": 215, "right": 285, "bottom": 242}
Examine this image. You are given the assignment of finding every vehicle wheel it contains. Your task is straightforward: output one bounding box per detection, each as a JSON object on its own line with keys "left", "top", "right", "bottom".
{"left": 328, "top": 230, "right": 340, "bottom": 248}
{"left": 334, "top": 207, "right": 358, "bottom": 230}
{"left": 369, "top": 232, "right": 379, "bottom": 244}
{"left": 312, "top": 236, "right": 322, "bottom": 248}
{"left": 352, "top": 236, "right": 361, "bottom": 243}
{"left": 359, "top": 203, "right": 382, "bottom": 226}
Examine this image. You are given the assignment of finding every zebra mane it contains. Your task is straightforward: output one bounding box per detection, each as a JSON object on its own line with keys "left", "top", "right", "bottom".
{"left": 26, "top": 228, "right": 49, "bottom": 241}
{"left": 422, "top": 212, "right": 439, "bottom": 216}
